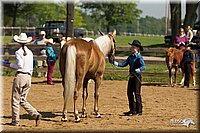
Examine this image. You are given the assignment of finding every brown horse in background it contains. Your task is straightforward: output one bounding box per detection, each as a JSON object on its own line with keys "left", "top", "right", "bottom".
{"left": 59, "top": 30, "right": 116, "bottom": 122}
{"left": 166, "top": 47, "right": 196, "bottom": 86}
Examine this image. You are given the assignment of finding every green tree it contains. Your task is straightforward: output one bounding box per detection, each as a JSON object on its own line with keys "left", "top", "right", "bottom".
{"left": 169, "top": 1, "right": 199, "bottom": 38}
{"left": 139, "top": 16, "right": 165, "bottom": 35}
{"left": 183, "top": 1, "right": 199, "bottom": 29}
{"left": 3, "top": 2, "right": 84, "bottom": 28}
{"left": 79, "top": 2, "right": 141, "bottom": 33}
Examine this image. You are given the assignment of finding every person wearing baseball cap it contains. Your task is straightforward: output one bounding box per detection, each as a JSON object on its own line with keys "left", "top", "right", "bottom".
{"left": 2, "top": 33, "right": 41, "bottom": 126}
{"left": 113, "top": 40, "right": 145, "bottom": 116}
{"left": 33, "top": 30, "right": 48, "bottom": 77}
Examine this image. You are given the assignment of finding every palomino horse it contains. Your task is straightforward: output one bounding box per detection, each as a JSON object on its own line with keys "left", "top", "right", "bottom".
{"left": 59, "top": 30, "right": 116, "bottom": 122}
{"left": 166, "top": 47, "right": 196, "bottom": 86}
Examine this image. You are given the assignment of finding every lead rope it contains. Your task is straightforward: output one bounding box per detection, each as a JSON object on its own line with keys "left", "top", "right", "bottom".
{"left": 110, "top": 64, "right": 129, "bottom": 80}
{"left": 110, "top": 64, "right": 142, "bottom": 83}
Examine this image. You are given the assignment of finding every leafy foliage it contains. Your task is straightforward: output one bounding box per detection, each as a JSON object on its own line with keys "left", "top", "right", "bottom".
{"left": 3, "top": 2, "right": 166, "bottom": 34}
{"left": 79, "top": 2, "right": 142, "bottom": 32}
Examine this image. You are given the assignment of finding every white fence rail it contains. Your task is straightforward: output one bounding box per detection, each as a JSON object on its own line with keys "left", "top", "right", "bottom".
{"left": 0, "top": 27, "right": 164, "bottom": 37}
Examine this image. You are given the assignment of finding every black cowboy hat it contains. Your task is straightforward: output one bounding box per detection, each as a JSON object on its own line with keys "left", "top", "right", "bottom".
{"left": 128, "top": 40, "right": 143, "bottom": 51}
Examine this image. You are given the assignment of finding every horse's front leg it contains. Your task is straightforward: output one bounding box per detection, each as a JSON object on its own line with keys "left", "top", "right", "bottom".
{"left": 168, "top": 68, "right": 173, "bottom": 86}
{"left": 174, "top": 66, "right": 178, "bottom": 85}
{"left": 94, "top": 75, "right": 102, "bottom": 118}
{"left": 81, "top": 79, "right": 89, "bottom": 118}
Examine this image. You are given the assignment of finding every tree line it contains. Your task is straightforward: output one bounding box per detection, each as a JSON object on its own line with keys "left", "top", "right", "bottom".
{"left": 3, "top": 1, "right": 199, "bottom": 36}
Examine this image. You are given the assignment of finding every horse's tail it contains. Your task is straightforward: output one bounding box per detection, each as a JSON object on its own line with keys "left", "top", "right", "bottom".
{"left": 64, "top": 45, "right": 76, "bottom": 109}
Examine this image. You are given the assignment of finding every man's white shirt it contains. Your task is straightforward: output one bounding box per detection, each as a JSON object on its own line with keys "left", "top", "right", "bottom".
{"left": 10, "top": 46, "right": 33, "bottom": 75}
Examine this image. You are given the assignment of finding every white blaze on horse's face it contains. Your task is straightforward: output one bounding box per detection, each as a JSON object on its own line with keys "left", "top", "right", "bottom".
{"left": 167, "top": 48, "right": 174, "bottom": 68}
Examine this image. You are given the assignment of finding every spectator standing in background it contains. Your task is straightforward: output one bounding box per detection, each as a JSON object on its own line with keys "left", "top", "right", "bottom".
{"left": 174, "top": 27, "right": 189, "bottom": 49}
{"left": 33, "top": 31, "right": 48, "bottom": 77}
{"left": 186, "top": 25, "right": 193, "bottom": 43}
{"left": 45, "top": 38, "right": 57, "bottom": 85}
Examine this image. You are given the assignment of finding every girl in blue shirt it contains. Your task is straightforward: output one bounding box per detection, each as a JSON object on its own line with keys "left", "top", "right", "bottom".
{"left": 46, "top": 38, "right": 57, "bottom": 85}
{"left": 113, "top": 40, "right": 145, "bottom": 116}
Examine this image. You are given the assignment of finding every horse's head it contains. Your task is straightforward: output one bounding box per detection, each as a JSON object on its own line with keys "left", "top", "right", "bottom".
{"left": 94, "top": 30, "right": 117, "bottom": 64}
{"left": 107, "top": 30, "right": 116, "bottom": 64}
{"left": 166, "top": 48, "right": 175, "bottom": 68}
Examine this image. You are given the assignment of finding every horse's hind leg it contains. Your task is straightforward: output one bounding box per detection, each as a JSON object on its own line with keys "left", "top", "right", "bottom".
{"left": 61, "top": 80, "right": 68, "bottom": 122}
{"left": 94, "top": 75, "right": 102, "bottom": 118}
{"left": 179, "top": 70, "right": 185, "bottom": 85}
{"left": 192, "top": 62, "right": 196, "bottom": 86}
{"left": 81, "top": 79, "right": 89, "bottom": 118}
{"left": 74, "top": 72, "right": 86, "bottom": 122}
{"left": 191, "top": 68, "right": 196, "bottom": 86}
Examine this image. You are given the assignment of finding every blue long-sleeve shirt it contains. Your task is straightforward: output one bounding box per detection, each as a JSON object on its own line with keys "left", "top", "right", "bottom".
{"left": 46, "top": 46, "right": 56, "bottom": 62}
{"left": 114, "top": 52, "right": 145, "bottom": 74}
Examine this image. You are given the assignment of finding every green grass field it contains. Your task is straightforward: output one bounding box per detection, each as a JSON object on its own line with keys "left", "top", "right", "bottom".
{"left": 1, "top": 35, "right": 165, "bottom": 47}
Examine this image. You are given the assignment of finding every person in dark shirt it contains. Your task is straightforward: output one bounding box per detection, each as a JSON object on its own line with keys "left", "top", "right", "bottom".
{"left": 113, "top": 40, "right": 145, "bottom": 116}
{"left": 181, "top": 45, "right": 194, "bottom": 88}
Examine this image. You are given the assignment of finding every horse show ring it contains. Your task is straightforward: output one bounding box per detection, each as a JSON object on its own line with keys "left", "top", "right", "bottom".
{"left": 1, "top": 76, "right": 198, "bottom": 131}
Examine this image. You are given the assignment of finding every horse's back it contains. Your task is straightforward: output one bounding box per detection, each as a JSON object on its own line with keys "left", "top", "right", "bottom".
{"left": 60, "top": 38, "right": 105, "bottom": 79}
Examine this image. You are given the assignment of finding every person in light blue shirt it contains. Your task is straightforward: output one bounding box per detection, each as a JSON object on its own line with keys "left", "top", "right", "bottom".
{"left": 113, "top": 40, "right": 145, "bottom": 116}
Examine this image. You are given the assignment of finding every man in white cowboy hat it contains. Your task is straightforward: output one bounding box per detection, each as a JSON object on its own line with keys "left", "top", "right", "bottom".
{"left": 45, "top": 38, "right": 57, "bottom": 85}
{"left": 2, "top": 33, "right": 41, "bottom": 126}
{"left": 33, "top": 30, "right": 48, "bottom": 77}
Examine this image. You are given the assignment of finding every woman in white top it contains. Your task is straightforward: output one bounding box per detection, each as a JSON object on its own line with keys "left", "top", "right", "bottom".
{"left": 2, "top": 33, "right": 41, "bottom": 126}
{"left": 186, "top": 25, "right": 193, "bottom": 43}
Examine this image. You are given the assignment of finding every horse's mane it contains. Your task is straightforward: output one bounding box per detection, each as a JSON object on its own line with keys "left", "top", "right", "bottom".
{"left": 94, "top": 35, "right": 111, "bottom": 56}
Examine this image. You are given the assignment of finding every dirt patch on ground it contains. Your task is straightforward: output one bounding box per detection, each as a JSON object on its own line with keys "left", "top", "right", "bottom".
{"left": 1, "top": 76, "right": 199, "bottom": 132}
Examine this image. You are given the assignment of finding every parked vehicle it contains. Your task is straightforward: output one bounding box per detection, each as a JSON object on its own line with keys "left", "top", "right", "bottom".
{"left": 35, "top": 20, "right": 86, "bottom": 42}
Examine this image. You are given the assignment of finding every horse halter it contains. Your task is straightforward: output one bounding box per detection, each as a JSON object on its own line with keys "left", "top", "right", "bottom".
{"left": 107, "top": 34, "right": 116, "bottom": 64}
{"left": 166, "top": 48, "right": 176, "bottom": 68}
{"left": 108, "top": 34, "right": 116, "bottom": 55}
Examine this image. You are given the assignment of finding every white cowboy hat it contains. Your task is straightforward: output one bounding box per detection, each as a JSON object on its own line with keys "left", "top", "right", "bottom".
{"left": 45, "top": 38, "right": 55, "bottom": 45}
{"left": 14, "top": 33, "right": 32, "bottom": 43}
{"left": 40, "top": 31, "right": 46, "bottom": 35}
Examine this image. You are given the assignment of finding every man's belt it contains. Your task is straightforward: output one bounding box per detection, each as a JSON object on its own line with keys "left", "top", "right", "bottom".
{"left": 16, "top": 71, "right": 31, "bottom": 76}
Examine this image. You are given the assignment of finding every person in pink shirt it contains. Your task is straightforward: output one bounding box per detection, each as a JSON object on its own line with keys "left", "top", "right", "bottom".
{"left": 174, "top": 27, "right": 189, "bottom": 49}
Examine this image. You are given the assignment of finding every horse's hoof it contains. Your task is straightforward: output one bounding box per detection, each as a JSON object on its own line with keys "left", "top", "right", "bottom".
{"left": 61, "top": 117, "right": 68, "bottom": 122}
{"left": 81, "top": 113, "right": 87, "bottom": 118}
{"left": 96, "top": 113, "right": 101, "bottom": 118}
{"left": 74, "top": 117, "right": 81, "bottom": 123}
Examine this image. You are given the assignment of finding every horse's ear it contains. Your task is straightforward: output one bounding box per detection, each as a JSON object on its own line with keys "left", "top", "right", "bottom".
{"left": 112, "top": 29, "right": 116, "bottom": 37}
{"left": 98, "top": 30, "right": 105, "bottom": 36}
